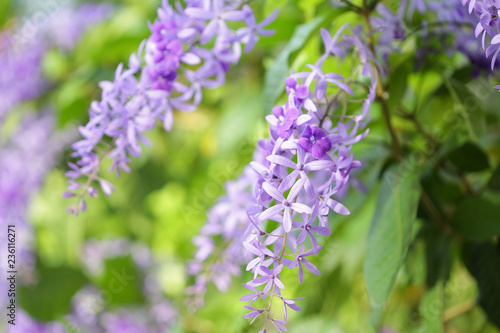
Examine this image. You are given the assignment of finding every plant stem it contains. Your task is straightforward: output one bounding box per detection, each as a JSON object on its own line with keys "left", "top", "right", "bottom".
{"left": 443, "top": 299, "right": 476, "bottom": 322}
{"left": 262, "top": 230, "right": 288, "bottom": 330}
{"left": 360, "top": 6, "right": 458, "bottom": 237}
{"left": 362, "top": 10, "right": 404, "bottom": 161}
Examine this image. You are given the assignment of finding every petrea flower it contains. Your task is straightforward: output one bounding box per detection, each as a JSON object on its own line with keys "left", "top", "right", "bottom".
{"left": 296, "top": 206, "right": 332, "bottom": 247}
{"left": 281, "top": 297, "right": 304, "bottom": 320}
{"left": 423, "top": 0, "right": 500, "bottom": 71}
{"left": 238, "top": 7, "right": 279, "bottom": 53}
{"left": 267, "top": 147, "right": 334, "bottom": 197}
{"left": 183, "top": 23, "right": 378, "bottom": 331}
{"left": 187, "top": 167, "right": 259, "bottom": 307}
{"left": 243, "top": 306, "right": 265, "bottom": 324}
{"left": 244, "top": 238, "right": 274, "bottom": 275}
{"left": 65, "top": 1, "right": 278, "bottom": 214}
{"left": 298, "top": 125, "right": 333, "bottom": 159}
{"left": 267, "top": 106, "right": 300, "bottom": 138}
{"left": 283, "top": 245, "right": 321, "bottom": 284}
{"left": 259, "top": 179, "right": 312, "bottom": 232}
{"left": 250, "top": 264, "right": 285, "bottom": 293}
{"left": 240, "top": 283, "right": 267, "bottom": 305}
{"left": 235, "top": 25, "right": 378, "bottom": 331}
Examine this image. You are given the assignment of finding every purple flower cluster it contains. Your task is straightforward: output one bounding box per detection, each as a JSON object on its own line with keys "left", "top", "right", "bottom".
{"left": 0, "top": 3, "right": 112, "bottom": 322}
{"left": 43, "top": 3, "right": 113, "bottom": 51}
{"left": 6, "top": 239, "right": 178, "bottom": 333}
{"left": 65, "top": 0, "right": 278, "bottom": 215}
{"left": 240, "top": 26, "right": 377, "bottom": 331}
{"left": 370, "top": 3, "right": 406, "bottom": 60}
{"left": 370, "top": 0, "right": 500, "bottom": 77}
{"left": 187, "top": 167, "right": 258, "bottom": 307}
{"left": 0, "top": 3, "right": 112, "bottom": 121}
{"left": 0, "top": 112, "right": 71, "bottom": 312}
{"left": 407, "top": 0, "right": 500, "bottom": 73}
{"left": 0, "top": 35, "right": 45, "bottom": 121}
{"left": 461, "top": 0, "right": 500, "bottom": 69}
{"left": 187, "top": 24, "right": 378, "bottom": 330}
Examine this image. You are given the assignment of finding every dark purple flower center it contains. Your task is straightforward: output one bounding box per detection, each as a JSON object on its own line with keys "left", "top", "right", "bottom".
{"left": 282, "top": 199, "right": 290, "bottom": 207}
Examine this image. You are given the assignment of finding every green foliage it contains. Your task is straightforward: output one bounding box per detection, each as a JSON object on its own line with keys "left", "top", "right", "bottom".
{"left": 451, "top": 197, "right": 500, "bottom": 241}
{"left": 364, "top": 162, "right": 422, "bottom": 307}
{"left": 18, "top": 262, "right": 88, "bottom": 322}
{"left": 445, "top": 142, "right": 490, "bottom": 173}
{"left": 419, "top": 282, "right": 444, "bottom": 333}
{"left": 263, "top": 15, "right": 327, "bottom": 112}
{"left": 95, "top": 256, "right": 146, "bottom": 307}
{"left": 463, "top": 242, "right": 500, "bottom": 328}
{"left": 419, "top": 224, "right": 452, "bottom": 288}
{"left": 487, "top": 164, "right": 500, "bottom": 191}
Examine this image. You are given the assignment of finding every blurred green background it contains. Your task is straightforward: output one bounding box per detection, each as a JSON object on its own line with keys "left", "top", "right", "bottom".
{"left": 2, "top": 0, "right": 500, "bottom": 332}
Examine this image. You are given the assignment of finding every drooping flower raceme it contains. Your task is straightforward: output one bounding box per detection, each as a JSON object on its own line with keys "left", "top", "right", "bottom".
{"left": 186, "top": 167, "right": 259, "bottom": 307}
{"left": 188, "top": 23, "right": 378, "bottom": 331}
{"left": 65, "top": 0, "right": 278, "bottom": 215}
{"left": 239, "top": 24, "right": 378, "bottom": 330}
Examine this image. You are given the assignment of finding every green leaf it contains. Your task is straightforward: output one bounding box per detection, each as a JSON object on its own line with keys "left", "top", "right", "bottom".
{"left": 445, "top": 142, "right": 490, "bottom": 173}
{"left": 450, "top": 197, "right": 500, "bottom": 241}
{"left": 487, "top": 164, "right": 500, "bottom": 192}
{"left": 420, "top": 169, "right": 463, "bottom": 210}
{"left": 463, "top": 241, "right": 500, "bottom": 329}
{"left": 18, "top": 263, "right": 88, "bottom": 321}
{"left": 387, "top": 56, "right": 412, "bottom": 110}
{"left": 419, "top": 224, "right": 451, "bottom": 288}
{"left": 364, "top": 162, "right": 422, "bottom": 307}
{"left": 262, "top": 15, "right": 328, "bottom": 113}
{"left": 263, "top": 0, "right": 289, "bottom": 16}
{"left": 419, "top": 283, "right": 444, "bottom": 333}
{"left": 442, "top": 77, "right": 486, "bottom": 140}
{"left": 96, "top": 255, "right": 145, "bottom": 307}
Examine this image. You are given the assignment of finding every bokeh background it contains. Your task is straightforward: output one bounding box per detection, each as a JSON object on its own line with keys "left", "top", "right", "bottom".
{"left": 1, "top": 0, "right": 500, "bottom": 332}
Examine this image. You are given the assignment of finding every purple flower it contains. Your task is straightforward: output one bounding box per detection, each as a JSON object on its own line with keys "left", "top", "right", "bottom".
{"left": 298, "top": 125, "right": 333, "bottom": 159}
{"left": 267, "top": 105, "right": 299, "bottom": 138}
{"left": 259, "top": 179, "right": 312, "bottom": 232}
{"left": 250, "top": 264, "right": 285, "bottom": 293}
{"left": 243, "top": 306, "right": 265, "bottom": 324}
{"left": 267, "top": 147, "right": 334, "bottom": 198}
{"left": 283, "top": 245, "right": 321, "bottom": 284}
{"left": 296, "top": 205, "right": 331, "bottom": 247}
{"left": 240, "top": 283, "right": 267, "bottom": 305}
{"left": 185, "top": 4, "right": 247, "bottom": 44}
{"left": 238, "top": 7, "right": 279, "bottom": 53}
{"left": 244, "top": 238, "right": 274, "bottom": 275}
{"left": 281, "top": 297, "right": 303, "bottom": 320}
